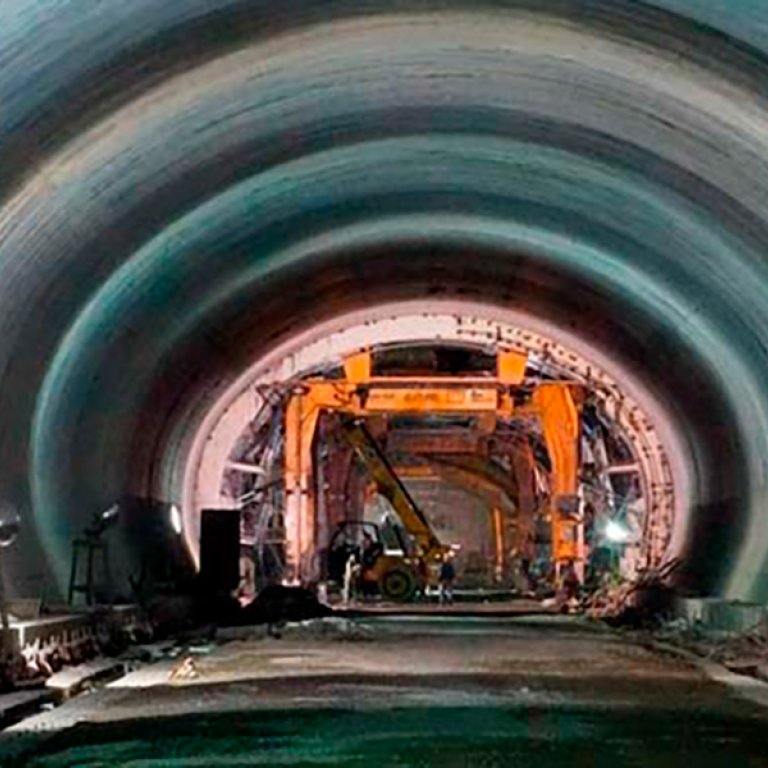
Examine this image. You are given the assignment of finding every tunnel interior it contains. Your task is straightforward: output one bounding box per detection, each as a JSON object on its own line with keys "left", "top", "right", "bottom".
{"left": 214, "top": 332, "right": 679, "bottom": 600}
{"left": 187, "top": 310, "right": 679, "bottom": 606}
{"left": 1, "top": 0, "right": 768, "bottom": 613}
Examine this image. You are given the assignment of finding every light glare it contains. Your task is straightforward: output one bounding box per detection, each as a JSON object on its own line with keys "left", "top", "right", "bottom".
{"left": 170, "top": 504, "right": 183, "bottom": 535}
{"left": 605, "top": 520, "right": 630, "bottom": 544}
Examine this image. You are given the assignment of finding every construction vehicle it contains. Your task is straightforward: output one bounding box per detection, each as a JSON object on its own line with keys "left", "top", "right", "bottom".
{"left": 326, "top": 520, "right": 425, "bottom": 600}
{"left": 326, "top": 419, "right": 450, "bottom": 601}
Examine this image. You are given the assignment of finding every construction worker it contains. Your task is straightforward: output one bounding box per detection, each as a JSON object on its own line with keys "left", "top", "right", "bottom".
{"left": 439, "top": 553, "right": 456, "bottom": 604}
{"left": 342, "top": 550, "right": 361, "bottom": 606}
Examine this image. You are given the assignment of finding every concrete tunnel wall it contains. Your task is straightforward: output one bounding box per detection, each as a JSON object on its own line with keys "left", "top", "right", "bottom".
{"left": 2, "top": 1, "right": 768, "bottom": 601}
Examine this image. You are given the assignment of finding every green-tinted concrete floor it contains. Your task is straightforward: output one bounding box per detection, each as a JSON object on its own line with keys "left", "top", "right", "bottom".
{"left": 2, "top": 617, "right": 766, "bottom": 766}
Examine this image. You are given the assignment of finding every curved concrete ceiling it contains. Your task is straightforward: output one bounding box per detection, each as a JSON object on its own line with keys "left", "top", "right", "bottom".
{"left": 2, "top": 1, "right": 768, "bottom": 600}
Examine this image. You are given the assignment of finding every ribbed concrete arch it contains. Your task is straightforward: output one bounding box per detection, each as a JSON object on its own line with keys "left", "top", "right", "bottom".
{"left": 2, "top": 2, "right": 768, "bottom": 600}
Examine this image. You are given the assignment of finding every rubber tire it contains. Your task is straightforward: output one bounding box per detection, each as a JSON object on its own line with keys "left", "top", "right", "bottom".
{"left": 380, "top": 566, "right": 417, "bottom": 602}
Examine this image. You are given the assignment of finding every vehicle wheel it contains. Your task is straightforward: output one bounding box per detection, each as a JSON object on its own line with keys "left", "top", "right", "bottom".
{"left": 380, "top": 566, "right": 417, "bottom": 601}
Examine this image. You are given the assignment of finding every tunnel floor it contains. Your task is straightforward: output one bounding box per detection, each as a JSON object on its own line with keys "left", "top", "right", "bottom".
{"left": 2, "top": 617, "right": 766, "bottom": 766}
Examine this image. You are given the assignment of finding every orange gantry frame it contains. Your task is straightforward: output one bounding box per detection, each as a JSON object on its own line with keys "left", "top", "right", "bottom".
{"left": 283, "top": 348, "right": 584, "bottom": 584}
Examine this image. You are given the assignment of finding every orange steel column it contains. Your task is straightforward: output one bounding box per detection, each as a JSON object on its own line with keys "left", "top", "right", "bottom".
{"left": 496, "top": 348, "right": 528, "bottom": 385}
{"left": 511, "top": 443, "right": 537, "bottom": 558}
{"left": 284, "top": 393, "right": 321, "bottom": 584}
{"left": 283, "top": 394, "right": 302, "bottom": 584}
{"left": 532, "top": 383, "right": 584, "bottom": 577}
{"left": 298, "top": 402, "right": 321, "bottom": 582}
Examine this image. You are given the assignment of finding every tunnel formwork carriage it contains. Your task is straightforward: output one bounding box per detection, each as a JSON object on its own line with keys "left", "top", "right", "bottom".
{"left": 188, "top": 309, "right": 676, "bottom": 602}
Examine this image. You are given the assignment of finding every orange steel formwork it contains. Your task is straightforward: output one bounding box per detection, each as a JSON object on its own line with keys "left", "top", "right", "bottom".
{"left": 283, "top": 348, "right": 583, "bottom": 583}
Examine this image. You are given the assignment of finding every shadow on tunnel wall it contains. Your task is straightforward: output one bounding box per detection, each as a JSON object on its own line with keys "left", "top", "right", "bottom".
{"left": 102, "top": 495, "right": 197, "bottom": 606}
{"left": 674, "top": 496, "right": 749, "bottom": 598}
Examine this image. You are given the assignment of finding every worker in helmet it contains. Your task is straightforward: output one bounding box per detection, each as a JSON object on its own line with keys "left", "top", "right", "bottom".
{"left": 439, "top": 552, "right": 456, "bottom": 605}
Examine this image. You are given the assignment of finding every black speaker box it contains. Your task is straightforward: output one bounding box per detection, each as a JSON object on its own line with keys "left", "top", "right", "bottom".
{"left": 199, "top": 508, "right": 241, "bottom": 593}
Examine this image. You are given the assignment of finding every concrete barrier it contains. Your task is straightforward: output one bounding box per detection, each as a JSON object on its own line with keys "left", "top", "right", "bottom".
{"left": 674, "top": 597, "right": 767, "bottom": 634}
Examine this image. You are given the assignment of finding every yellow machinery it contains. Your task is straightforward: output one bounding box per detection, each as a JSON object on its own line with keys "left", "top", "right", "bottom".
{"left": 283, "top": 347, "right": 584, "bottom": 587}
{"left": 394, "top": 461, "right": 517, "bottom": 584}
{"left": 331, "top": 419, "right": 450, "bottom": 599}
{"left": 342, "top": 420, "right": 445, "bottom": 560}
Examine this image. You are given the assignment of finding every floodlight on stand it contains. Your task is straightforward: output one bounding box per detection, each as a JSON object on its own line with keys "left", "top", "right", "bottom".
{"left": 0, "top": 502, "right": 19, "bottom": 645}
{"left": 101, "top": 503, "right": 120, "bottom": 527}
{"left": 0, "top": 502, "right": 20, "bottom": 548}
{"left": 170, "top": 504, "right": 183, "bottom": 535}
{"left": 68, "top": 503, "right": 120, "bottom": 607}
{"left": 87, "top": 502, "right": 121, "bottom": 537}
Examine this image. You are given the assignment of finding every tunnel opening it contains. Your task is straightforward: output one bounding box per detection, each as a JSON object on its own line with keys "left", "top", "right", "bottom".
{"left": 184, "top": 307, "right": 678, "bottom": 613}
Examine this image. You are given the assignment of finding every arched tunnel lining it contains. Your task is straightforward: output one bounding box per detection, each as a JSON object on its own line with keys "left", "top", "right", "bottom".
{"left": 0, "top": 2, "right": 765, "bottom": 602}
{"left": 185, "top": 302, "right": 681, "bottom": 580}
{"left": 29, "top": 226, "right": 759, "bottom": 601}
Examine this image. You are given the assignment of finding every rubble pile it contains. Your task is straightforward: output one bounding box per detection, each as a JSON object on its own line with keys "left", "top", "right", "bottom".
{"left": 584, "top": 579, "right": 636, "bottom": 619}
{"left": 588, "top": 568, "right": 768, "bottom": 687}
{"left": 585, "top": 558, "right": 681, "bottom": 627}
{"left": 278, "top": 617, "right": 374, "bottom": 641}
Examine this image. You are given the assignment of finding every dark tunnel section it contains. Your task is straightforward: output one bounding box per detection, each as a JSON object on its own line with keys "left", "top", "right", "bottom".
{"left": 101, "top": 241, "right": 750, "bottom": 598}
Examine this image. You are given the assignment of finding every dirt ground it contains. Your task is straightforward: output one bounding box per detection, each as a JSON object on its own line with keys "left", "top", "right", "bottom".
{"left": 2, "top": 616, "right": 767, "bottom": 766}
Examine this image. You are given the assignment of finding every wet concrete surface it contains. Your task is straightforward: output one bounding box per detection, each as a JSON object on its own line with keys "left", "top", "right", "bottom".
{"left": 1, "top": 616, "right": 767, "bottom": 766}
